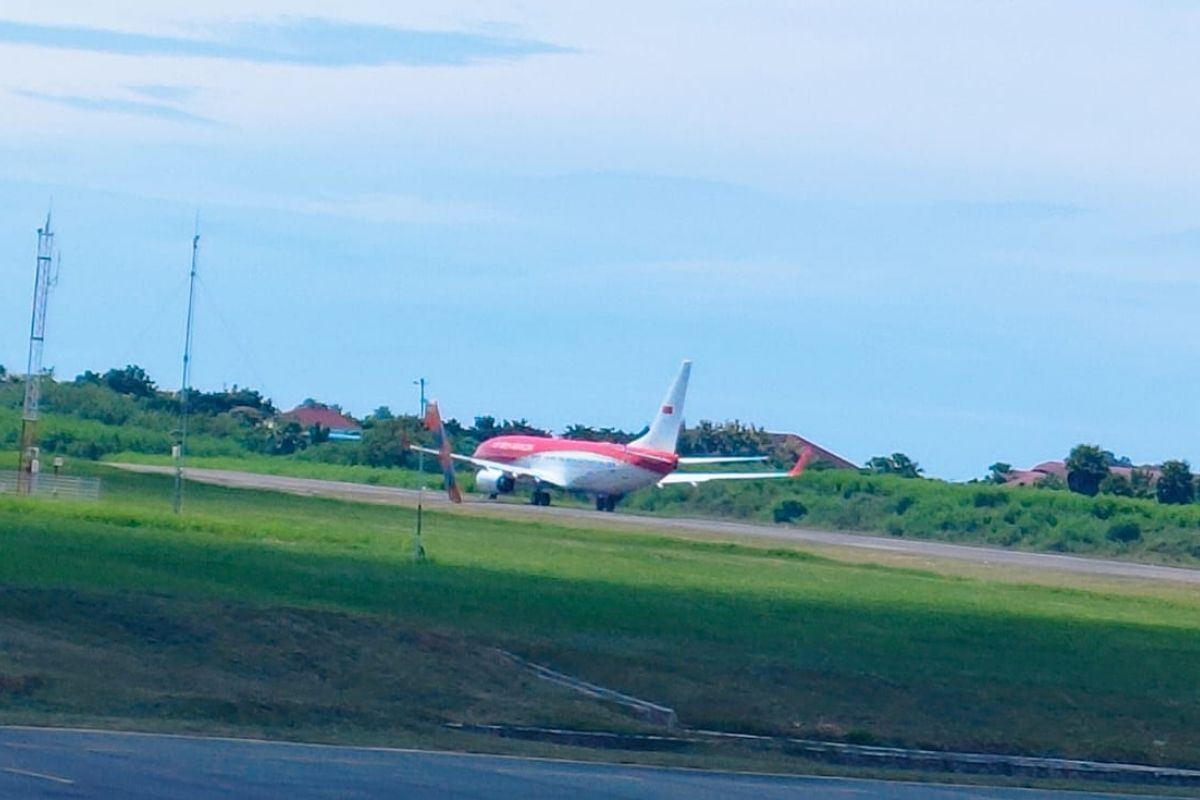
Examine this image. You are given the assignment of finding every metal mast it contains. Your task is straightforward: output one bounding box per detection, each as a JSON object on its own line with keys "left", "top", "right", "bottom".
{"left": 18, "top": 211, "right": 57, "bottom": 495}
{"left": 414, "top": 377, "right": 427, "bottom": 560}
{"left": 173, "top": 223, "right": 200, "bottom": 514}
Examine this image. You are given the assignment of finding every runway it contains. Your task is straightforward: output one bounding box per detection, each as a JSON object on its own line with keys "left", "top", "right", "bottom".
{"left": 112, "top": 463, "right": 1200, "bottom": 585}
{"left": 0, "top": 727, "right": 1180, "bottom": 800}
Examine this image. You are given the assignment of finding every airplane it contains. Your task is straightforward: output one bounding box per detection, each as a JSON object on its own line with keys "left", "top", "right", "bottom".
{"left": 414, "top": 360, "right": 812, "bottom": 511}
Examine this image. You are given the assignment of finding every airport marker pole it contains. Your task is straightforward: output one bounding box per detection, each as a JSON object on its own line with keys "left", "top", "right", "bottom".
{"left": 414, "top": 378, "right": 427, "bottom": 561}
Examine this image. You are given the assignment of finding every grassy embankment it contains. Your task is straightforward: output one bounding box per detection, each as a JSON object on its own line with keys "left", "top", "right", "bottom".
{"left": 1, "top": 464, "right": 1199, "bottom": 777}
{"left": 104, "top": 448, "right": 1200, "bottom": 566}
{"left": 103, "top": 450, "right": 442, "bottom": 490}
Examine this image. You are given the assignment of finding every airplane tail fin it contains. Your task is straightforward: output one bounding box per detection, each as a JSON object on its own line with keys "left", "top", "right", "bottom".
{"left": 789, "top": 445, "right": 815, "bottom": 477}
{"left": 423, "top": 400, "right": 463, "bottom": 503}
{"left": 630, "top": 360, "right": 691, "bottom": 453}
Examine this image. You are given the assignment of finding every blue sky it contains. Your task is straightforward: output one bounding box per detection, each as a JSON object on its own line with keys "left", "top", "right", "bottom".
{"left": 2, "top": 2, "right": 1200, "bottom": 479}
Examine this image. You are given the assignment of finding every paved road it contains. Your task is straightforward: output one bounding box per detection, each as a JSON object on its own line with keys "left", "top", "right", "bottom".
{"left": 113, "top": 464, "right": 1200, "bottom": 585}
{"left": 0, "top": 727, "right": 1181, "bottom": 800}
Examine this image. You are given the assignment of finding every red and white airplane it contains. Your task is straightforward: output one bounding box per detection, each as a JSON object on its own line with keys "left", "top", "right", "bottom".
{"left": 416, "top": 360, "right": 811, "bottom": 511}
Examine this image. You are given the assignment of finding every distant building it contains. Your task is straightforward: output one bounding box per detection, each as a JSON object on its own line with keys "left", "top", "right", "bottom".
{"left": 282, "top": 404, "right": 363, "bottom": 441}
{"left": 766, "top": 432, "right": 857, "bottom": 470}
{"left": 1004, "top": 460, "right": 1162, "bottom": 487}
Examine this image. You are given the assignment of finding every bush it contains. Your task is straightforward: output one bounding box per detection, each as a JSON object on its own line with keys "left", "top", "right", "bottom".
{"left": 772, "top": 499, "right": 808, "bottom": 524}
{"left": 973, "top": 490, "right": 1007, "bottom": 508}
{"left": 1106, "top": 521, "right": 1142, "bottom": 543}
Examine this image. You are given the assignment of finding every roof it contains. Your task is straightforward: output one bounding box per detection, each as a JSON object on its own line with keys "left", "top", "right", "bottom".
{"left": 1003, "top": 460, "right": 1163, "bottom": 487}
{"left": 282, "top": 405, "right": 362, "bottom": 432}
{"left": 765, "top": 432, "right": 857, "bottom": 470}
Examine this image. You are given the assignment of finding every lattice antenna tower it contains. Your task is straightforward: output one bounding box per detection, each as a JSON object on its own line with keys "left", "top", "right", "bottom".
{"left": 18, "top": 210, "right": 59, "bottom": 494}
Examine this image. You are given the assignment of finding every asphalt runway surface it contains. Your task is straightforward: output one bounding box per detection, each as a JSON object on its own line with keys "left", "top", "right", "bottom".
{"left": 0, "top": 727, "right": 1183, "bottom": 800}
{"left": 114, "top": 463, "right": 1200, "bottom": 585}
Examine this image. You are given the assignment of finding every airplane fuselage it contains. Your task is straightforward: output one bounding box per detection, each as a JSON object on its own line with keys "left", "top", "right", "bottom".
{"left": 473, "top": 435, "right": 677, "bottom": 496}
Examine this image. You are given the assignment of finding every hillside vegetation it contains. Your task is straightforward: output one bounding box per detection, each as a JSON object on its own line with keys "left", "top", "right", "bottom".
{"left": 626, "top": 471, "right": 1200, "bottom": 565}
{"left": 5, "top": 366, "right": 1200, "bottom": 566}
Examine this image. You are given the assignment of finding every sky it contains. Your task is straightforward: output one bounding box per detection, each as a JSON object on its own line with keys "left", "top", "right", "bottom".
{"left": 2, "top": 1, "right": 1200, "bottom": 479}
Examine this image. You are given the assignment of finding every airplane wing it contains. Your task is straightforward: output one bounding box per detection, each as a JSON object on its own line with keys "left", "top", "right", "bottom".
{"left": 676, "top": 456, "right": 767, "bottom": 465}
{"left": 410, "top": 446, "right": 554, "bottom": 483}
{"left": 658, "top": 447, "right": 813, "bottom": 487}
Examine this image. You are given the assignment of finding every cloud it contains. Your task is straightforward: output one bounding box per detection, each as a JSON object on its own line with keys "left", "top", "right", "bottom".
{"left": 126, "top": 84, "right": 199, "bottom": 102}
{"left": 11, "top": 89, "right": 215, "bottom": 125}
{"left": 0, "top": 17, "right": 570, "bottom": 67}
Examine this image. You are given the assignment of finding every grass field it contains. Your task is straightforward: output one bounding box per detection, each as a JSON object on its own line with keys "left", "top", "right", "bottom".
{"left": 2, "top": 465, "right": 1199, "bottom": 780}
{"left": 106, "top": 448, "right": 1200, "bottom": 567}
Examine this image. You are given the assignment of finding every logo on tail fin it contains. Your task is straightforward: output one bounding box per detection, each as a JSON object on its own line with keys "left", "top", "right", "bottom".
{"left": 424, "top": 401, "right": 462, "bottom": 503}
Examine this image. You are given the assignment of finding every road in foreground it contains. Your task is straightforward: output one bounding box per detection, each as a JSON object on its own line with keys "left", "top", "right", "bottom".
{"left": 0, "top": 727, "right": 1182, "bottom": 800}
{"left": 113, "top": 463, "right": 1200, "bottom": 585}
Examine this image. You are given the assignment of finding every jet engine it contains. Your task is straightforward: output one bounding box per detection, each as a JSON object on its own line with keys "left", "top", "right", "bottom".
{"left": 475, "top": 468, "right": 515, "bottom": 496}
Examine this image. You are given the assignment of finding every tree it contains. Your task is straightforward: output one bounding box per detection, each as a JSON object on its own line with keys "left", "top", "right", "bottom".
{"left": 678, "top": 420, "right": 770, "bottom": 457}
{"left": 1156, "top": 460, "right": 1194, "bottom": 505}
{"left": 1035, "top": 473, "right": 1067, "bottom": 491}
{"left": 270, "top": 420, "right": 307, "bottom": 455}
{"left": 1099, "top": 473, "right": 1134, "bottom": 497}
{"left": 370, "top": 406, "right": 394, "bottom": 421}
{"left": 563, "top": 424, "right": 602, "bottom": 441}
{"left": 308, "top": 424, "right": 330, "bottom": 445}
{"left": 1130, "top": 468, "right": 1155, "bottom": 499}
{"left": 495, "top": 418, "right": 548, "bottom": 437}
{"left": 866, "top": 453, "right": 923, "bottom": 479}
{"left": 1065, "top": 444, "right": 1108, "bottom": 497}
{"left": 102, "top": 365, "right": 157, "bottom": 398}
{"left": 987, "top": 462, "right": 1013, "bottom": 484}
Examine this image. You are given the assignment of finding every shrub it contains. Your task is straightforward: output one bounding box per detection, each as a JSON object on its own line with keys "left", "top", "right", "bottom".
{"left": 1106, "top": 521, "right": 1142, "bottom": 543}
{"left": 973, "top": 490, "right": 1007, "bottom": 508}
{"left": 772, "top": 499, "right": 808, "bottom": 524}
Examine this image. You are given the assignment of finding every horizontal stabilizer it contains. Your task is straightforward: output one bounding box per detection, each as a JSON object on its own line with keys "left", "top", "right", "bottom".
{"left": 410, "top": 446, "right": 553, "bottom": 483}
{"left": 676, "top": 456, "right": 768, "bottom": 465}
{"left": 659, "top": 447, "right": 813, "bottom": 487}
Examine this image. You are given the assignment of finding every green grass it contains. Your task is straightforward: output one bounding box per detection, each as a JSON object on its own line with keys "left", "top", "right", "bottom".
{"left": 2, "top": 464, "right": 1200, "bottom": 775}
{"left": 629, "top": 469, "right": 1200, "bottom": 565}
{"left": 105, "top": 448, "right": 1200, "bottom": 567}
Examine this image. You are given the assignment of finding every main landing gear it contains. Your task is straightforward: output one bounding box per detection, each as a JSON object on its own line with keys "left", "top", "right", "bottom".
{"left": 594, "top": 495, "right": 619, "bottom": 513}
{"left": 531, "top": 489, "right": 552, "bottom": 506}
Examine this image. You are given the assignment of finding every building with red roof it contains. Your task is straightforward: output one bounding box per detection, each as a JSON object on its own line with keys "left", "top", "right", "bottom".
{"left": 766, "top": 432, "right": 857, "bottom": 470}
{"left": 281, "top": 404, "right": 363, "bottom": 441}
{"left": 1004, "top": 460, "right": 1161, "bottom": 488}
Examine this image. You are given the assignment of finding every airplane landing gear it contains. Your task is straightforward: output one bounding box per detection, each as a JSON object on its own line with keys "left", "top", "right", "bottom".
{"left": 531, "top": 489, "right": 552, "bottom": 506}
{"left": 595, "top": 495, "right": 619, "bottom": 512}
